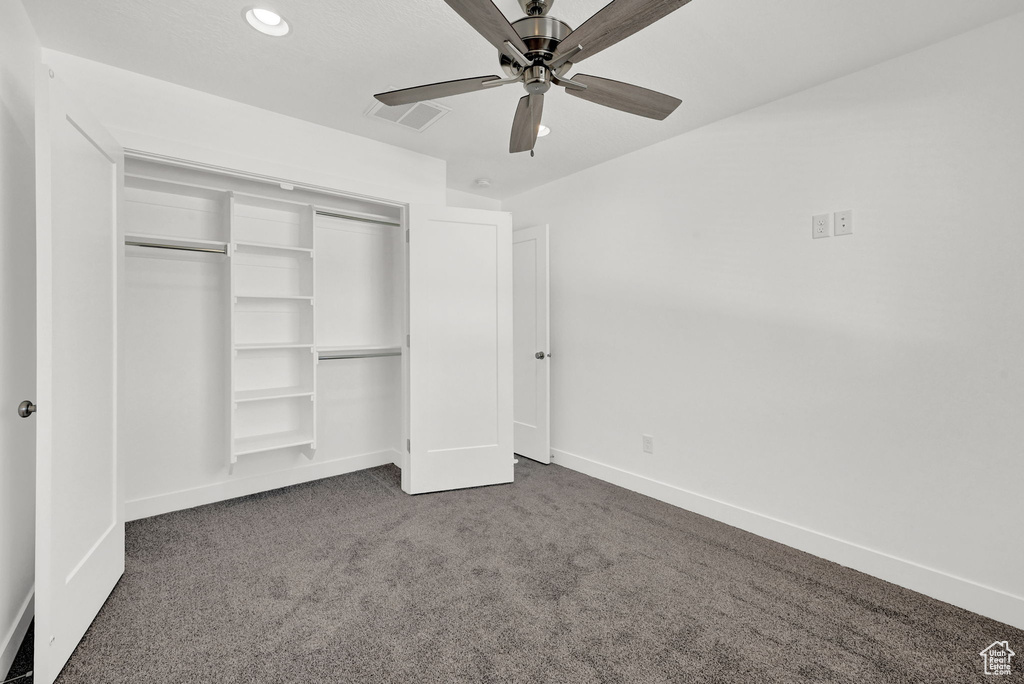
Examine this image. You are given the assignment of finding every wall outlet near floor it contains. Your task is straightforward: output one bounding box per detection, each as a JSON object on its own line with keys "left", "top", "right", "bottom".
{"left": 834, "top": 209, "right": 853, "bottom": 236}
{"left": 812, "top": 213, "right": 830, "bottom": 239}
{"left": 642, "top": 434, "right": 654, "bottom": 454}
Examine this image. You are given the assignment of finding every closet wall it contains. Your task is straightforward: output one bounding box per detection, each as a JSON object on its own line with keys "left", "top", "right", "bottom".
{"left": 122, "top": 159, "right": 406, "bottom": 519}
{"left": 42, "top": 50, "right": 446, "bottom": 206}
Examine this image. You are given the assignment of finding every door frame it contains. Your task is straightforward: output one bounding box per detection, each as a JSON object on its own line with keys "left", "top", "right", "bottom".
{"left": 512, "top": 224, "right": 550, "bottom": 464}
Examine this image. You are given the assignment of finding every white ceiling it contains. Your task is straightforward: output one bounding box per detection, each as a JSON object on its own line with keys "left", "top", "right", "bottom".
{"left": 25, "top": 0, "right": 1024, "bottom": 200}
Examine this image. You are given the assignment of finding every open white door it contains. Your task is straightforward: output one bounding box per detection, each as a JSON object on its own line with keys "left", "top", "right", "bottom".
{"left": 512, "top": 225, "right": 550, "bottom": 464}
{"left": 405, "top": 205, "right": 513, "bottom": 494}
{"left": 34, "top": 66, "right": 124, "bottom": 684}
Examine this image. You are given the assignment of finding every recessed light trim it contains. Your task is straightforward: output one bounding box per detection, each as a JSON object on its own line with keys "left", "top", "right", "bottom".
{"left": 244, "top": 7, "right": 290, "bottom": 36}
{"left": 537, "top": 124, "right": 551, "bottom": 137}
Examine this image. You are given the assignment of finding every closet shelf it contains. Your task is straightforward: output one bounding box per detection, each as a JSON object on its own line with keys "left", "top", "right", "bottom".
{"left": 233, "top": 240, "right": 313, "bottom": 254}
{"left": 234, "top": 342, "right": 315, "bottom": 351}
{"left": 234, "top": 386, "right": 314, "bottom": 403}
{"left": 234, "top": 294, "right": 314, "bottom": 301}
{"left": 233, "top": 429, "right": 314, "bottom": 457}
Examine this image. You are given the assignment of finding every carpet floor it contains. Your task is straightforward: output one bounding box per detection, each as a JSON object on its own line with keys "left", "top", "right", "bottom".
{"left": 36, "top": 459, "right": 1021, "bottom": 683}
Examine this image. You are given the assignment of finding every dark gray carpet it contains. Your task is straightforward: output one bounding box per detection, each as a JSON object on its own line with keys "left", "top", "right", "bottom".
{"left": 4, "top": 621, "right": 32, "bottom": 683}
{"left": 48, "top": 460, "right": 1020, "bottom": 683}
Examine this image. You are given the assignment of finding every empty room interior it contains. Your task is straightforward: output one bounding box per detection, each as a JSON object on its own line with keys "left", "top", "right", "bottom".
{"left": 2, "top": 0, "right": 1023, "bottom": 682}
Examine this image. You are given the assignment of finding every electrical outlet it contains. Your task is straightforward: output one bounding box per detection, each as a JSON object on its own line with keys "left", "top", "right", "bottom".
{"left": 834, "top": 209, "right": 853, "bottom": 236}
{"left": 642, "top": 434, "right": 654, "bottom": 454}
{"left": 812, "top": 213, "right": 830, "bottom": 239}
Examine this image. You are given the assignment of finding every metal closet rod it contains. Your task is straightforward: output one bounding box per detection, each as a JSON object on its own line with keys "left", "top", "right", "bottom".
{"left": 318, "top": 351, "right": 402, "bottom": 360}
{"left": 125, "top": 240, "right": 227, "bottom": 255}
{"left": 315, "top": 210, "right": 401, "bottom": 228}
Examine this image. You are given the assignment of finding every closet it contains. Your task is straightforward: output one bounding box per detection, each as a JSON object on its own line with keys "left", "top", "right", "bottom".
{"left": 120, "top": 157, "right": 434, "bottom": 513}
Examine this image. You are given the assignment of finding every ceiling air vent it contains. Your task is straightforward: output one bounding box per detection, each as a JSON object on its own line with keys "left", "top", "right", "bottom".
{"left": 366, "top": 99, "right": 450, "bottom": 132}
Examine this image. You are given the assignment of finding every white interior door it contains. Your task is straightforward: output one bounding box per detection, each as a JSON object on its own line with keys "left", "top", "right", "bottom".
{"left": 405, "top": 205, "right": 513, "bottom": 494}
{"left": 34, "top": 66, "right": 124, "bottom": 684}
{"left": 513, "top": 225, "right": 550, "bottom": 464}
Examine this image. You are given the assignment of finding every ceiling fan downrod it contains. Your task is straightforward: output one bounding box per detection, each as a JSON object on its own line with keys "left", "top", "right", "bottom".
{"left": 518, "top": 0, "right": 553, "bottom": 17}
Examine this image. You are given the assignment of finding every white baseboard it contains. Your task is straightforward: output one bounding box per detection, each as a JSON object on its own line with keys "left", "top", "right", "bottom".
{"left": 551, "top": 447, "right": 1024, "bottom": 631}
{"left": 126, "top": 449, "right": 399, "bottom": 521}
{"left": 1, "top": 589, "right": 33, "bottom": 678}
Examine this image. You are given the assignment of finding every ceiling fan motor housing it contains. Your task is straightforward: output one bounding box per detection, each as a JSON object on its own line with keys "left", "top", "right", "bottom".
{"left": 500, "top": 15, "right": 572, "bottom": 81}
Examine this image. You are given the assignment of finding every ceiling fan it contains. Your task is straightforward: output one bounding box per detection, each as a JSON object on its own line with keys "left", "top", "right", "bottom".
{"left": 374, "top": 0, "right": 691, "bottom": 154}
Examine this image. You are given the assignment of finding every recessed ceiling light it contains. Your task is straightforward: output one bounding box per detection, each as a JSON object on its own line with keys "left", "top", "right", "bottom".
{"left": 537, "top": 124, "right": 551, "bottom": 137}
{"left": 475, "top": 178, "right": 492, "bottom": 188}
{"left": 244, "top": 7, "right": 290, "bottom": 36}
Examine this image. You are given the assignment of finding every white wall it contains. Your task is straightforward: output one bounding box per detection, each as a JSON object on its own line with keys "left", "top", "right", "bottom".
{"left": 447, "top": 188, "right": 502, "bottom": 211}
{"left": 41, "top": 50, "right": 447, "bottom": 207}
{"left": 504, "top": 13, "right": 1024, "bottom": 629}
{"left": 0, "top": 0, "right": 39, "bottom": 672}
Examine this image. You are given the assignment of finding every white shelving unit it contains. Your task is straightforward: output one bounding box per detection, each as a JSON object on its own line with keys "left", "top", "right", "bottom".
{"left": 229, "top": 194, "right": 317, "bottom": 463}
{"left": 123, "top": 158, "right": 412, "bottom": 490}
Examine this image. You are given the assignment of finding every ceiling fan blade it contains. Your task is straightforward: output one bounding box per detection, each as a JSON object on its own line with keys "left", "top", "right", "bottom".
{"left": 443, "top": 0, "right": 530, "bottom": 59}
{"left": 510, "top": 93, "right": 544, "bottom": 153}
{"left": 375, "top": 76, "right": 504, "bottom": 106}
{"left": 565, "top": 74, "right": 680, "bottom": 120}
{"left": 551, "top": 0, "right": 693, "bottom": 64}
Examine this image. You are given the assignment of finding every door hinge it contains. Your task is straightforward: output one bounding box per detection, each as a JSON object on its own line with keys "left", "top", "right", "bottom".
{"left": 405, "top": 229, "right": 410, "bottom": 243}
{"left": 406, "top": 334, "right": 410, "bottom": 347}
{"left": 406, "top": 438, "right": 411, "bottom": 452}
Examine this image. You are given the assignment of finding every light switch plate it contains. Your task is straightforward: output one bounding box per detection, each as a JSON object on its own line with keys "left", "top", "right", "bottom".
{"left": 812, "top": 213, "right": 830, "bottom": 239}
{"left": 834, "top": 210, "right": 853, "bottom": 236}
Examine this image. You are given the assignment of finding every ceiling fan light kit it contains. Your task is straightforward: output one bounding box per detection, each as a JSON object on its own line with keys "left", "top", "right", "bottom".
{"left": 374, "top": 0, "right": 689, "bottom": 155}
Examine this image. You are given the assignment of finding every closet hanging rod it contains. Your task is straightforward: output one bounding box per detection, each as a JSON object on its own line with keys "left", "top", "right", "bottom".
{"left": 315, "top": 210, "right": 401, "bottom": 228}
{"left": 318, "top": 351, "right": 402, "bottom": 361}
{"left": 125, "top": 240, "right": 228, "bottom": 255}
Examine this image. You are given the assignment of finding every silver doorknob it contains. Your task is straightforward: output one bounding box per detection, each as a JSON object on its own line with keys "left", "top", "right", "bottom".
{"left": 18, "top": 400, "right": 36, "bottom": 418}
{"left": 535, "top": 351, "right": 547, "bottom": 360}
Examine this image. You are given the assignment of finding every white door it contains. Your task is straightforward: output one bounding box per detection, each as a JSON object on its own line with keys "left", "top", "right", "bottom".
{"left": 34, "top": 66, "right": 124, "bottom": 684}
{"left": 0, "top": 6, "right": 38, "bottom": 676}
{"left": 512, "top": 225, "right": 550, "bottom": 464}
{"left": 405, "top": 205, "right": 513, "bottom": 494}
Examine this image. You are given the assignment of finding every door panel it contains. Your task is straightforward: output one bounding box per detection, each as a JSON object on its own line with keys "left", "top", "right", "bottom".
{"left": 406, "top": 206, "right": 513, "bottom": 494}
{"left": 35, "top": 66, "right": 124, "bottom": 684}
{"left": 513, "top": 225, "right": 550, "bottom": 464}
